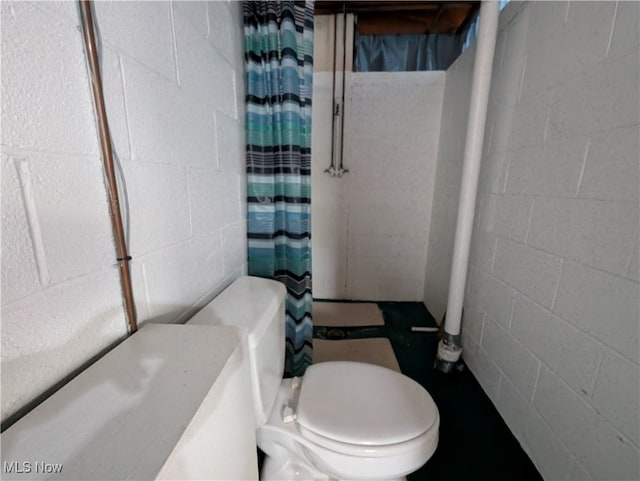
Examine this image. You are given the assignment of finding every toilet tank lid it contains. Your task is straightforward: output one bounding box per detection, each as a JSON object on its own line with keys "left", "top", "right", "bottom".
{"left": 189, "top": 276, "right": 286, "bottom": 347}
{"left": 0, "top": 325, "right": 247, "bottom": 480}
{"left": 296, "top": 362, "right": 438, "bottom": 446}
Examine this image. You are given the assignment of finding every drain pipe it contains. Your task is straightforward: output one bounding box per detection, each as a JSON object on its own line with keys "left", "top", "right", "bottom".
{"left": 435, "top": 1, "right": 499, "bottom": 373}
{"left": 79, "top": 0, "right": 137, "bottom": 334}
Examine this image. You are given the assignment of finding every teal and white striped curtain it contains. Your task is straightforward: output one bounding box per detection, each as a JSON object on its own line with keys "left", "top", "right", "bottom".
{"left": 244, "top": 0, "right": 313, "bottom": 376}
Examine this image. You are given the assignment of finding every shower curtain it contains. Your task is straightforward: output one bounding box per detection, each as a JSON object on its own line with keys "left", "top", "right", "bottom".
{"left": 244, "top": 0, "right": 314, "bottom": 376}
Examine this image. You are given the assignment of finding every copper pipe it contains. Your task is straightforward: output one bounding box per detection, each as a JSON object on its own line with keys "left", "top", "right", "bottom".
{"left": 78, "top": 0, "right": 137, "bottom": 334}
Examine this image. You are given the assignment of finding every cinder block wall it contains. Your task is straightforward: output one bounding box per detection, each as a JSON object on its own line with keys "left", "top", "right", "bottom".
{"left": 1, "top": 1, "right": 246, "bottom": 422}
{"left": 429, "top": 2, "right": 639, "bottom": 479}
{"left": 311, "top": 16, "right": 445, "bottom": 300}
{"left": 423, "top": 43, "right": 475, "bottom": 321}
{"left": 341, "top": 72, "right": 444, "bottom": 301}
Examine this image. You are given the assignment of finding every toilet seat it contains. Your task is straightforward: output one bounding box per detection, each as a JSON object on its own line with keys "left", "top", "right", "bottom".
{"left": 297, "top": 422, "right": 437, "bottom": 458}
{"left": 296, "top": 362, "right": 438, "bottom": 447}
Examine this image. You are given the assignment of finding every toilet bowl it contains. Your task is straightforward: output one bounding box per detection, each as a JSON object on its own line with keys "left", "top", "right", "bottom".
{"left": 188, "top": 276, "right": 439, "bottom": 480}
{"left": 259, "top": 362, "right": 439, "bottom": 480}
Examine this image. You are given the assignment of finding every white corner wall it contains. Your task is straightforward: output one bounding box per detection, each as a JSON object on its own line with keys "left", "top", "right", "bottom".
{"left": 423, "top": 43, "right": 476, "bottom": 322}
{"left": 1, "top": 1, "right": 246, "bottom": 422}
{"left": 312, "top": 71, "right": 444, "bottom": 300}
{"left": 311, "top": 16, "right": 445, "bottom": 300}
{"left": 428, "top": 2, "right": 639, "bottom": 479}
{"left": 343, "top": 72, "right": 444, "bottom": 300}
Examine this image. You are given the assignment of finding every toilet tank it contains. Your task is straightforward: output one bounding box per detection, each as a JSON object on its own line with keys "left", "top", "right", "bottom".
{"left": 1, "top": 325, "right": 259, "bottom": 480}
{"left": 189, "top": 276, "right": 286, "bottom": 426}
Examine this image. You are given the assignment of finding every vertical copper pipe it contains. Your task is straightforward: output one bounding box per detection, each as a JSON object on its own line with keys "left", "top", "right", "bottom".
{"left": 78, "top": 0, "right": 137, "bottom": 333}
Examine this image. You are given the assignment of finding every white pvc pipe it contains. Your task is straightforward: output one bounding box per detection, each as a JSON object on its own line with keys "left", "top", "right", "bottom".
{"left": 444, "top": 1, "right": 500, "bottom": 339}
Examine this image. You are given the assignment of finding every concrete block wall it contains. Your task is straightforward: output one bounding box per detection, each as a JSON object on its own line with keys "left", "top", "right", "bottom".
{"left": 311, "top": 70, "right": 350, "bottom": 298}
{"left": 343, "top": 72, "right": 444, "bottom": 300}
{"left": 423, "top": 43, "right": 476, "bottom": 321}
{"left": 1, "top": 1, "right": 246, "bottom": 422}
{"left": 311, "top": 17, "right": 445, "bottom": 300}
{"left": 429, "top": 2, "right": 639, "bottom": 479}
{"left": 312, "top": 71, "right": 444, "bottom": 300}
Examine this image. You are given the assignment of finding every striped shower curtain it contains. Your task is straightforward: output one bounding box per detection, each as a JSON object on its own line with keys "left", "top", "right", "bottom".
{"left": 244, "top": 0, "right": 314, "bottom": 376}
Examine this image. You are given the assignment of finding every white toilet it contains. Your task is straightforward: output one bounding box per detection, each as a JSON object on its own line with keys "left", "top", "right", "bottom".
{"left": 188, "top": 276, "right": 439, "bottom": 480}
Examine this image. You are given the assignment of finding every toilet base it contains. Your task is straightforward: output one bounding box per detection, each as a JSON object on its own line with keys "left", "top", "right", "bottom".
{"left": 262, "top": 450, "right": 408, "bottom": 481}
{"left": 262, "top": 451, "right": 330, "bottom": 481}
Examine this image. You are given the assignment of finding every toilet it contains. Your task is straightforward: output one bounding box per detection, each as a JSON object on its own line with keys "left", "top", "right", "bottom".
{"left": 188, "top": 276, "right": 439, "bottom": 480}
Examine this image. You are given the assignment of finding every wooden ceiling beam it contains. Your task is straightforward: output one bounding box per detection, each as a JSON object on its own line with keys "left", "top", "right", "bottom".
{"left": 315, "top": 1, "right": 478, "bottom": 15}
{"left": 315, "top": 1, "right": 479, "bottom": 35}
{"left": 316, "top": 2, "right": 438, "bottom": 14}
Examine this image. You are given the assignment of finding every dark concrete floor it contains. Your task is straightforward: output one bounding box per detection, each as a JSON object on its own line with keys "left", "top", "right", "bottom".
{"left": 313, "top": 301, "right": 543, "bottom": 481}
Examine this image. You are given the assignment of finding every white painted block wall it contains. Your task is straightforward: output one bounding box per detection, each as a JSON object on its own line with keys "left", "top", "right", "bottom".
{"left": 312, "top": 72, "right": 444, "bottom": 300}
{"left": 1, "top": 1, "right": 247, "bottom": 422}
{"left": 312, "top": 18, "right": 445, "bottom": 300}
{"left": 311, "top": 70, "right": 350, "bottom": 298}
{"left": 423, "top": 43, "right": 476, "bottom": 322}
{"left": 427, "top": 2, "right": 639, "bottom": 479}
{"left": 343, "top": 72, "right": 444, "bottom": 301}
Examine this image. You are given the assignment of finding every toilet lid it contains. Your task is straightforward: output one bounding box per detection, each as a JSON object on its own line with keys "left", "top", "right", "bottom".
{"left": 296, "top": 362, "right": 438, "bottom": 446}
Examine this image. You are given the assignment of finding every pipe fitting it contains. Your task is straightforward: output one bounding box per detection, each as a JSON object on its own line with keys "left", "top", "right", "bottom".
{"left": 442, "top": 332, "right": 461, "bottom": 348}
{"left": 435, "top": 337, "right": 462, "bottom": 374}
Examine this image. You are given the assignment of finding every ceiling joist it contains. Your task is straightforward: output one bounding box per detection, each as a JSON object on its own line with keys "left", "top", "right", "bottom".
{"left": 315, "top": 1, "right": 480, "bottom": 35}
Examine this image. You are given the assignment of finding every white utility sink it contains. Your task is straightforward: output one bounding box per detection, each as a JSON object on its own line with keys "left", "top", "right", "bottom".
{"left": 1, "top": 324, "right": 258, "bottom": 480}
